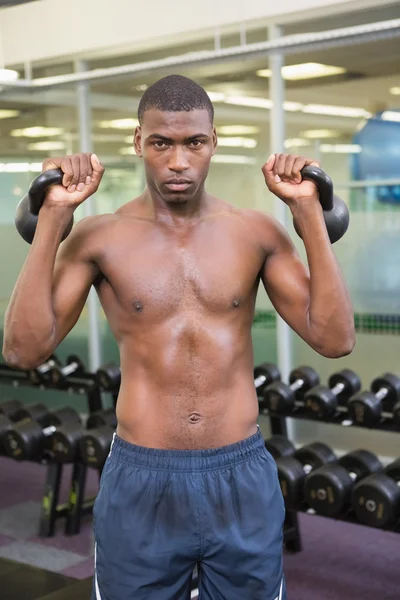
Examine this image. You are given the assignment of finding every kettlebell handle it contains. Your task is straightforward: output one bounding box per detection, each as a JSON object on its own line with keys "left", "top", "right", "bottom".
{"left": 15, "top": 168, "right": 74, "bottom": 244}
{"left": 28, "top": 168, "right": 64, "bottom": 215}
{"left": 300, "top": 165, "right": 334, "bottom": 212}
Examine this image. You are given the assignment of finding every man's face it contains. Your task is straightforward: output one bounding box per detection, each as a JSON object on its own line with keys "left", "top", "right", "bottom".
{"left": 134, "top": 108, "right": 217, "bottom": 204}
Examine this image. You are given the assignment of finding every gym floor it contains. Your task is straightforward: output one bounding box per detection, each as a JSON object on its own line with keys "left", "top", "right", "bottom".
{"left": 0, "top": 456, "right": 398, "bottom": 599}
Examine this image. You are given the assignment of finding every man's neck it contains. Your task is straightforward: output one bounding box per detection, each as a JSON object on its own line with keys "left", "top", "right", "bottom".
{"left": 143, "top": 185, "right": 211, "bottom": 227}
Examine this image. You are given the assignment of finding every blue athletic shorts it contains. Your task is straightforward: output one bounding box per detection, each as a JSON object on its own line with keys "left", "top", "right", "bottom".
{"left": 92, "top": 428, "right": 287, "bottom": 600}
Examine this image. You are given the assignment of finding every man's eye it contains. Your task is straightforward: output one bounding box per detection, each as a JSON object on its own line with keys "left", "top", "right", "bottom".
{"left": 189, "top": 140, "right": 204, "bottom": 148}
{"left": 153, "top": 141, "right": 168, "bottom": 149}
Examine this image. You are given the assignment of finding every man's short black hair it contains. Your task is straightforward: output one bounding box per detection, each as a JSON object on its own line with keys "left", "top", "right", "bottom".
{"left": 138, "top": 74, "right": 214, "bottom": 125}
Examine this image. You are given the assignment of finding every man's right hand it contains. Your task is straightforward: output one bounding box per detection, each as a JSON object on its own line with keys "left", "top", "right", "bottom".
{"left": 42, "top": 153, "right": 105, "bottom": 209}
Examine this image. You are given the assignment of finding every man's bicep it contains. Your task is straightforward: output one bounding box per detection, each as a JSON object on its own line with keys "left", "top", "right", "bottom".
{"left": 51, "top": 239, "right": 99, "bottom": 345}
{"left": 261, "top": 229, "right": 311, "bottom": 339}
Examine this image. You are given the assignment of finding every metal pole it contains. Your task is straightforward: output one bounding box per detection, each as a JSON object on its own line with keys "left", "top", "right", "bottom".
{"left": 75, "top": 59, "right": 102, "bottom": 371}
{"left": 314, "top": 140, "right": 322, "bottom": 165}
{"left": 268, "top": 24, "right": 293, "bottom": 384}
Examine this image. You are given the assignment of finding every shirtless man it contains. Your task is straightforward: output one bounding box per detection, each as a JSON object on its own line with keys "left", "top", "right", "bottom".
{"left": 3, "top": 74, "right": 354, "bottom": 600}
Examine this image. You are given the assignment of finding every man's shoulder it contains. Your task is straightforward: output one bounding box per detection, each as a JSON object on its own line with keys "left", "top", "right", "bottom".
{"left": 208, "top": 198, "right": 272, "bottom": 223}
{"left": 60, "top": 213, "right": 121, "bottom": 258}
{"left": 228, "top": 207, "right": 291, "bottom": 256}
{"left": 228, "top": 206, "right": 280, "bottom": 233}
{"left": 114, "top": 197, "right": 148, "bottom": 218}
{"left": 70, "top": 212, "right": 120, "bottom": 238}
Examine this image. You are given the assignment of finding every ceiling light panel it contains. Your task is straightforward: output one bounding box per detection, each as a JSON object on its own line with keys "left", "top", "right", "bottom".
{"left": 11, "top": 127, "right": 63, "bottom": 138}
{"left": 257, "top": 63, "right": 346, "bottom": 80}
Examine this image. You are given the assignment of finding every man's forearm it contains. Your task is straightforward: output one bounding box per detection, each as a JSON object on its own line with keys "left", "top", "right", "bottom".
{"left": 3, "top": 206, "right": 73, "bottom": 367}
{"left": 291, "top": 200, "right": 355, "bottom": 356}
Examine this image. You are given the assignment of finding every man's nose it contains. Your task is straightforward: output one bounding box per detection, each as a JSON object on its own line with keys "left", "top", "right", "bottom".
{"left": 168, "top": 146, "right": 190, "bottom": 172}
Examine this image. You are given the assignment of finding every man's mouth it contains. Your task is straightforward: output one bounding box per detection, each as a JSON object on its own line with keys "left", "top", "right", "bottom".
{"left": 164, "top": 180, "right": 192, "bottom": 192}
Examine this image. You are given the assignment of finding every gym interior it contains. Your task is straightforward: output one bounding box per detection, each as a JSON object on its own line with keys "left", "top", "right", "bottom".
{"left": 0, "top": 0, "right": 400, "bottom": 598}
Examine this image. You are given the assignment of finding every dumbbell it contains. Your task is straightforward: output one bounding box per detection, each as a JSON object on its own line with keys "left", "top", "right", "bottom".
{"left": 303, "top": 369, "right": 361, "bottom": 419}
{"left": 51, "top": 408, "right": 117, "bottom": 464}
{"left": 276, "top": 442, "right": 336, "bottom": 509}
{"left": 4, "top": 406, "right": 80, "bottom": 461}
{"left": 0, "top": 415, "right": 13, "bottom": 454}
{"left": 304, "top": 449, "right": 382, "bottom": 517}
{"left": 28, "top": 355, "right": 60, "bottom": 385}
{"left": 14, "top": 402, "right": 50, "bottom": 423}
{"left": 50, "top": 355, "right": 85, "bottom": 387}
{"left": 0, "top": 400, "right": 25, "bottom": 455}
{"left": 1, "top": 402, "right": 50, "bottom": 458}
{"left": 79, "top": 409, "right": 117, "bottom": 469}
{"left": 262, "top": 366, "right": 320, "bottom": 414}
{"left": 254, "top": 363, "right": 280, "bottom": 397}
{"left": 394, "top": 402, "right": 400, "bottom": 429}
{"left": 0, "top": 399, "right": 23, "bottom": 420}
{"left": 264, "top": 435, "right": 296, "bottom": 460}
{"left": 96, "top": 363, "right": 121, "bottom": 391}
{"left": 348, "top": 373, "right": 400, "bottom": 428}
{"left": 352, "top": 458, "right": 400, "bottom": 528}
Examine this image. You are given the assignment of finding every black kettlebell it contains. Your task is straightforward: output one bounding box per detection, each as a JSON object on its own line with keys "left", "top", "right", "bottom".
{"left": 15, "top": 168, "right": 74, "bottom": 244}
{"left": 294, "top": 165, "right": 349, "bottom": 244}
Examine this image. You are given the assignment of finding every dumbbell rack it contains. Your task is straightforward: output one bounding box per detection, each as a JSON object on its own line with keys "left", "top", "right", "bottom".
{"left": 265, "top": 399, "right": 400, "bottom": 551}
{"left": 0, "top": 362, "right": 104, "bottom": 537}
{"left": 268, "top": 414, "right": 304, "bottom": 552}
{"left": 268, "top": 404, "right": 400, "bottom": 434}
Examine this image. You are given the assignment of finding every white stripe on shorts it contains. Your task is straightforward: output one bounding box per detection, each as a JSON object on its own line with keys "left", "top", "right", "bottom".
{"left": 94, "top": 543, "right": 102, "bottom": 600}
{"left": 277, "top": 577, "right": 284, "bottom": 600}
{"left": 273, "top": 578, "right": 284, "bottom": 600}
{"left": 108, "top": 432, "right": 116, "bottom": 457}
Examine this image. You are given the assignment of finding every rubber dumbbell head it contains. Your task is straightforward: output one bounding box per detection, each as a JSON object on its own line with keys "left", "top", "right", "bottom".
{"left": 348, "top": 373, "right": 400, "bottom": 427}
{"left": 50, "top": 355, "right": 85, "bottom": 386}
{"left": 0, "top": 415, "right": 12, "bottom": 437}
{"left": 393, "top": 402, "right": 400, "bottom": 429}
{"left": 28, "top": 355, "right": 60, "bottom": 385}
{"left": 265, "top": 436, "right": 295, "bottom": 459}
{"left": 86, "top": 408, "right": 117, "bottom": 430}
{"left": 51, "top": 422, "right": 85, "bottom": 463}
{"left": 277, "top": 442, "right": 336, "bottom": 509}
{"left": 253, "top": 363, "right": 280, "bottom": 396}
{"left": 304, "top": 369, "right": 361, "bottom": 419}
{"left": 305, "top": 449, "right": 382, "bottom": 517}
{"left": 79, "top": 425, "right": 115, "bottom": 469}
{"left": 352, "top": 458, "right": 400, "bottom": 528}
{"left": 16, "top": 403, "right": 49, "bottom": 423}
{"left": 293, "top": 165, "right": 349, "bottom": 244}
{"left": 262, "top": 366, "right": 319, "bottom": 414}
{"left": 4, "top": 406, "right": 80, "bottom": 461}
{"left": 96, "top": 363, "right": 121, "bottom": 391}
{"left": 42, "top": 407, "right": 80, "bottom": 429}
{"left": 15, "top": 169, "right": 74, "bottom": 244}
{"left": 52, "top": 408, "right": 117, "bottom": 463}
{"left": 3, "top": 402, "right": 50, "bottom": 458}
{"left": 0, "top": 415, "right": 12, "bottom": 454}
{"left": 329, "top": 369, "right": 361, "bottom": 404}
{"left": 0, "top": 399, "right": 23, "bottom": 421}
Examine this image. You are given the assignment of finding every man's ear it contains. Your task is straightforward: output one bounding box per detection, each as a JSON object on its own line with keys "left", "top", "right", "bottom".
{"left": 134, "top": 126, "right": 142, "bottom": 157}
{"left": 212, "top": 126, "right": 217, "bottom": 156}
